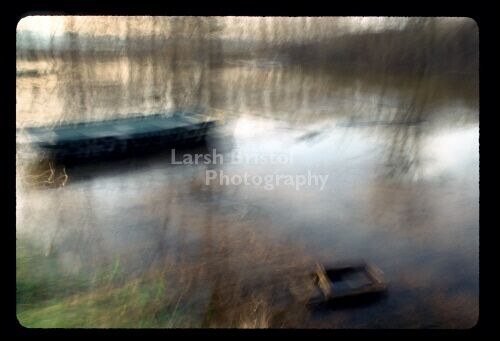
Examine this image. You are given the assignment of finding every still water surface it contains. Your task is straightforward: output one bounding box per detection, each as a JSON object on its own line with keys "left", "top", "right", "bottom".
{"left": 16, "top": 59, "right": 478, "bottom": 327}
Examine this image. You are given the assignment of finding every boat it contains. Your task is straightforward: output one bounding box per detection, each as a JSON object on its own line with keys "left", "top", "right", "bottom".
{"left": 307, "top": 261, "right": 388, "bottom": 309}
{"left": 18, "top": 111, "right": 220, "bottom": 162}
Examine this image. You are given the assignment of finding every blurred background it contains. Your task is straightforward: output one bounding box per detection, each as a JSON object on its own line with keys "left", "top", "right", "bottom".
{"left": 16, "top": 17, "right": 478, "bottom": 328}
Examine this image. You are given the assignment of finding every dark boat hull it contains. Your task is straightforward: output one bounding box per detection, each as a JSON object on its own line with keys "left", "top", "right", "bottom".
{"left": 307, "top": 262, "right": 388, "bottom": 310}
{"left": 19, "top": 112, "right": 219, "bottom": 162}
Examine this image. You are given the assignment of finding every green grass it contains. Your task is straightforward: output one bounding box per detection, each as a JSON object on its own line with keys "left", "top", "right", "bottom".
{"left": 16, "top": 240, "right": 193, "bottom": 328}
{"left": 16, "top": 214, "right": 316, "bottom": 328}
{"left": 17, "top": 278, "right": 192, "bottom": 328}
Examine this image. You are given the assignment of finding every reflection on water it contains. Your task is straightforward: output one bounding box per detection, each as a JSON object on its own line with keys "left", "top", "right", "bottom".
{"left": 16, "top": 57, "right": 478, "bottom": 128}
{"left": 16, "top": 17, "right": 478, "bottom": 328}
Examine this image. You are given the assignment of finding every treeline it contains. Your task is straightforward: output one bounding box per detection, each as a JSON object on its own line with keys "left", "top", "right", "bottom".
{"left": 274, "top": 18, "right": 478, "bottom": 76}
{"left": 17, "top": 18, "right": 478, "bottom": 76}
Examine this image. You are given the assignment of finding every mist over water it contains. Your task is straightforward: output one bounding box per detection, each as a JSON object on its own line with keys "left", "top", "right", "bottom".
{"left": 16, "top": 17, "right": 478, "bottom": 328}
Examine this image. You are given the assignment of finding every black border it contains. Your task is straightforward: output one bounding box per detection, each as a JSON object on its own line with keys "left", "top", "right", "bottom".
{"left": 5, "top": 0, "right": 493, "bottom": 338}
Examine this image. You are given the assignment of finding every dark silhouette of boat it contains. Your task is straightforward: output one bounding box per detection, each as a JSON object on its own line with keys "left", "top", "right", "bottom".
{"left": 18, "top": 111, "right": 220, "bottom": 162}
{"left": 307, "top": 261, "right": 388, "bottom": 310}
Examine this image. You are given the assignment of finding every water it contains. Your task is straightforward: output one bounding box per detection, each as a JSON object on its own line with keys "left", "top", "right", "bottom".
{"left": 16, "top": 24, "right": 478, "bottom": 328}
